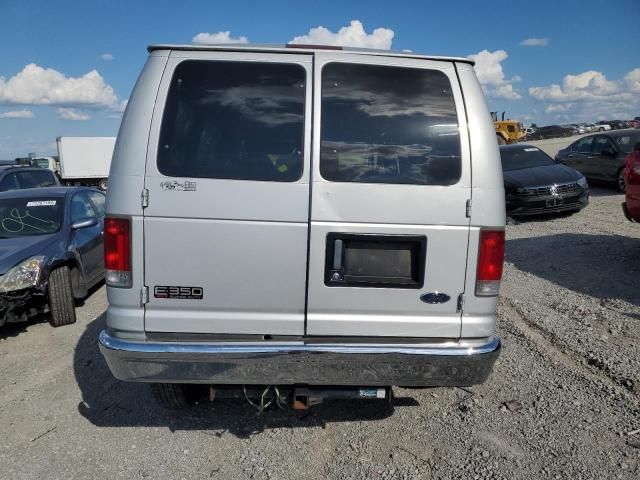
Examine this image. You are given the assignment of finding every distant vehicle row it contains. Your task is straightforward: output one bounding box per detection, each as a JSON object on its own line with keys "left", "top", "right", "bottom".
{"left": 524, "top": 119, "right": 639, "bottom": 141}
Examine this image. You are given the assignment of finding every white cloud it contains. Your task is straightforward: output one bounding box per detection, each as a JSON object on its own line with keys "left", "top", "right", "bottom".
{"left": 0, "top": 109, "right": 34, "bottom": 119}
{"left": 290, "top": 20, "right": 394, "bottom": 50}
{"left": 623, "top": 68, "right": 640, "bottom": 92}
{"left": 101, "top": 53, "right": 114, "bottom": 61}
{"left": 530, "top": 67, "right": 640, "bottom": 122}
{"left": 56, "top": 107, "right": 90, "bottom": 121}
{"left": 0, "top": 63, "right": 118, "bottom": 108}
{"left": 544, "top": 103, "right": 573, "bottom": 114}
{"left": 529, "top": 69, "right": 640, "bottom": 102}
{"left": 192, "top": 31, "right": 248, "bottom": 44}
{"left": 468, "top": 50, "right": 521, "bottom": 99}
{"left": 520, "top": 38, "right": 549, "bottom": 47}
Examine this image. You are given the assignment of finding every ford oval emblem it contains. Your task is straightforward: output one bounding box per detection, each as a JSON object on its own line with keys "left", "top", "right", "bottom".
{"left": 420, "top": 292, "right": 451, "bottom": 304}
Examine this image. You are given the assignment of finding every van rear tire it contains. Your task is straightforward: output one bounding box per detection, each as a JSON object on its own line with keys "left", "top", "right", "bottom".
{"left": 48, "top": 266, "right": 77, "bottom": 327}
{"left": 150, "top": 383, "right": 193, "bottom": 409}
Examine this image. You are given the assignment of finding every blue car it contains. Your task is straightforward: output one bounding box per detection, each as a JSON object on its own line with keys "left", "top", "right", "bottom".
{"left": 0, "top": 187, "right": 105, "bottom": 328}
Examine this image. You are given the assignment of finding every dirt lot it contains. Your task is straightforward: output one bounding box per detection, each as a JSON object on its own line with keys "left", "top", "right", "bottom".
{"left": 1, "top": 185, "right": 639, "bottom": 478}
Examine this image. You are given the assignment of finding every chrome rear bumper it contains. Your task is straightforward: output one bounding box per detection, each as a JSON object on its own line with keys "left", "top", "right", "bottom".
{"left": 98, "top": 330, "right": 501, "bottom": 387}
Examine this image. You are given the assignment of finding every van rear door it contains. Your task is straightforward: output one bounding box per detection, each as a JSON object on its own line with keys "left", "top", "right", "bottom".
{"left": 143, "top": 51, "right": 312, "bottom": 335}
{"left": 306, "top": 53, "right": 471, "bottom": 338}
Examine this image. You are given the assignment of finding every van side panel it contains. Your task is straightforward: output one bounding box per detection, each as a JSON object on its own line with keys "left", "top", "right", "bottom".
{"left": 105, "top": 51, "right": 169, "bottom": 336}
{"left": 455, "top": 63, "right": 505, "bottom": 207}
{"left": 455, "top": 62, "right": 505, "bottom": 338}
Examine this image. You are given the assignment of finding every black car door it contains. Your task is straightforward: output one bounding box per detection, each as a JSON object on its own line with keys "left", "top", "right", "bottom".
{"left": 590, "top": 136, "right": 617, "bottom": 181}
{"left": 69, "top": 192, "right": 103, "bottom": 282}
{"left": 564, "top": 136, "right": 593, "bottom": 176}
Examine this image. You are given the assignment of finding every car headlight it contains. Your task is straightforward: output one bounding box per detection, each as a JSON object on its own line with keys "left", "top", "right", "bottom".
{"left": 577, "top": 176, "right": 588, "bottom": 189}
{"left": 0, "top": 256, "right": 45, "bottom": 293}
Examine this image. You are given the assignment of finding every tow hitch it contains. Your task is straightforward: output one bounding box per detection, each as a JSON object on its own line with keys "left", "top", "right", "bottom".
{"left": 207, "top": 385, "right": 394, "bottom": 412}
{"left": 292, "top": 387, "right": 393, "bottom": 410}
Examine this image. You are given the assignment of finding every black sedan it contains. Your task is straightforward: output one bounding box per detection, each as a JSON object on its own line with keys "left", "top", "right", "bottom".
{"left": 500, "top": 144, "right": 589, "bottom": 216}
{"left": 555, "top": 129, "right": 640, "bottom": 192}
{"left": 0, "top": 187, "right": 105, "bottom": 328}
{"left": 526, "top": 125, "right": 573, "bottom": 140}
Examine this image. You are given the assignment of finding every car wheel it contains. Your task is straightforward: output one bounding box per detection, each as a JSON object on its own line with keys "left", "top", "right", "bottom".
{"left": 98, "top": 178, "right": 108, "bottom": 191}
{"left": 617, "top": 168, "right": 626, "bottom": 193}
{"left": 150, "top": 383, "right": 194, "bottom": 409}
{"left": 48, "top": 266, "right": 77, "bottom": 327}
{"left": 598, "top": 127, "right": 604, "bottom": 132}
{"left": 496, "top": 135, "right": 506, "bottom": 145}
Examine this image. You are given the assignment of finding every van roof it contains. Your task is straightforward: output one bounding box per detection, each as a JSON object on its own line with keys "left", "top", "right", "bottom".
{"left": 147, "top": 44, "right": 475, "bottom": 65}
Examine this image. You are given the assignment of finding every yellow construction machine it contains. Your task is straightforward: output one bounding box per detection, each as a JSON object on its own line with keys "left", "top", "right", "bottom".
{"left": 492, "top": 111, "right": 525, "bottom": 145}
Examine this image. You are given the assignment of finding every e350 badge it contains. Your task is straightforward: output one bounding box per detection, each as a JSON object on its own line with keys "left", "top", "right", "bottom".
{"left": 154, "top": 286, "right": 203, "bottom": 300}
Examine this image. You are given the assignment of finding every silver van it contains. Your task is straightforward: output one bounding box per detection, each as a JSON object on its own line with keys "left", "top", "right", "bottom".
{"left": 99, "top": 44, "right": 505, "bottom": 409}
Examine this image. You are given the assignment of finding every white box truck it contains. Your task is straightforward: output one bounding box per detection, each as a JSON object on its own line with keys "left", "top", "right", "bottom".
{"left": 56, "top": 136, "right": 115, "bottom": 190}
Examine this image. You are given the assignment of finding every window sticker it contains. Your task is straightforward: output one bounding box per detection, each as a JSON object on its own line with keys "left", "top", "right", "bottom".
{"left": 26, "top": 200, "right": 57, "bottom": 207}
{"left": 160, "top": 180, "right": 197, "bottom": 192}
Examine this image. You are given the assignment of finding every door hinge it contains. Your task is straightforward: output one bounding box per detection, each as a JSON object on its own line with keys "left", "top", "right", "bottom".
{"left": 465, "top": 199, "right": 472, "bottom": 218}
{"left": 141, "top": 188, "right": 149, "bottom": 208}
{"left": 141, "top": 286, "right": 149, "bottom": 305}
{"left": 457, "top": 293, "right": 465, "bottom": 312}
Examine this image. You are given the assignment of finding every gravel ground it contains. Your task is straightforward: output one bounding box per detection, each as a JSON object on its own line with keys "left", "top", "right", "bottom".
{"left": 1, "top": 187, "right": 639, "bottom": 479}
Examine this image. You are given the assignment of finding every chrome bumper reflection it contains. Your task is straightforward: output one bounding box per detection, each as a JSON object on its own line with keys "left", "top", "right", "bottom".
{"left": 98, "top": 330, "right": 501, "bottom": 387}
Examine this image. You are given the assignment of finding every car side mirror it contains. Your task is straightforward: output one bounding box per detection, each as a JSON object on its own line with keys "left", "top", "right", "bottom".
{"left": 71, "top": 217, "right": 99, "bottom": 230}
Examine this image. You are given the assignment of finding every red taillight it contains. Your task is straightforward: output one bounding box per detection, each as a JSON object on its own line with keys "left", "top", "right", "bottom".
{"left": 104, "top": 217, "right": 131, "bottom": 288}
{"left": 476, "top": 229, "right": 505, "bottom": 296}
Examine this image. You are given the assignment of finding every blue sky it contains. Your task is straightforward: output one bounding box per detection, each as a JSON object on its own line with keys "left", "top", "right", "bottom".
{"left": 0, "top": 0, "right": 639, "bottom": 159}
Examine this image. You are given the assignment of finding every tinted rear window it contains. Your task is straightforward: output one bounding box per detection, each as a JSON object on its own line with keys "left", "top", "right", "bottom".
{"left": 500, "top": 147, "right": 555, "bottom": 171}
{"left": 157, "top": 60, "right": 306, "bottom": 182}
{"left": 320, "top": 63, "right": 461, "bottom": 185}
{"left": 16, "top": 170, "right": 57, "bottom": 188}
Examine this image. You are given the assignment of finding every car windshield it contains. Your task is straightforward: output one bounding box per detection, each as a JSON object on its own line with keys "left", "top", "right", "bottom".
{"left": 0, "top": 197, "right": 63, "bottom": 237}
{"left": 614, "top": 133, "right": 640, "bottom": 153}
{"left": 500, "top": 147, "right": 556, "bottom": 171}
